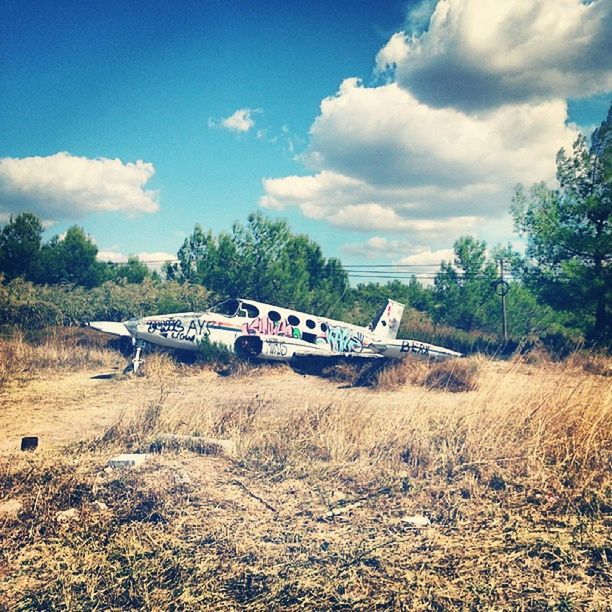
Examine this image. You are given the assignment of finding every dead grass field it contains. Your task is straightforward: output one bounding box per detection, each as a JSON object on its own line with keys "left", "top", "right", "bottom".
{"left": 0, "top": 333, "right": 610, "bottom": 609}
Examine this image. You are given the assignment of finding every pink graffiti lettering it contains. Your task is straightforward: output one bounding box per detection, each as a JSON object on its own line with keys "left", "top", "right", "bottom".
{"left": 242, "top": 316, "right": 301, "bottom": 339}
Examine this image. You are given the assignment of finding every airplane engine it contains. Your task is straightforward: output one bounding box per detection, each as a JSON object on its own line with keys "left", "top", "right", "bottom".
{"left": 234, "top": 335, "right": 263, "bottom": 358}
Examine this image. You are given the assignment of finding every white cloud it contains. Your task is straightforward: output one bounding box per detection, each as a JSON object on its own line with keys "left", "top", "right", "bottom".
{"left": 343, "top": 236, "right": 416, "bottom": 259}
{"left": 97, "top": 250, "right": 130, "bottom": 263}
{"left": 260, "top": 0, "right": 610, "bottom": 255}
{"left": 262, "top": 80, "right": 577, "bottom": 244}
{"left": 379, "top": 0, "right": 612, "bottom": 111}
{"left": 137, "top": 251, "right": 177, "bottom": 264}
{"left": 342, "top": 239, "right": 455, "bottom": 286}
{"left": 375, "top": 33, "right": 409, "bottom": 75}
{"left": 97, "top": 250, "right": 176, "bottom": 271}
{"left": 209, "top": 108, "right": 258, "bottom": 133}
{"left": 0, "top": 152, "right": 159, "bottom": 222}
{"left": 222, "top": 109, "right": 255, "bottom": 132}
{"left": 397, "top": 247, "right": 455, "bottom": 266}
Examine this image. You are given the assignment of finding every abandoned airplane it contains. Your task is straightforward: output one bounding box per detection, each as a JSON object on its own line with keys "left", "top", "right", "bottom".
{"left": 89, "top": 298, "right": 461, "bottom": 372}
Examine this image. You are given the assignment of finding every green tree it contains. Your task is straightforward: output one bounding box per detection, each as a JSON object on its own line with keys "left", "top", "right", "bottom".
{"left": 512, "top": 105, "right": 612, "bottom": 343}
{"left": 433, "top": 236, "right": 497, "bottom": 331}
{"left": 108, "top": 256, "right": 150, "bottom": 284}
{"left": 41, "top": 226, "right": 108, "bottom": 288}
{"left": 350, "top": 278, "right": 432, "bottom": 317}
{"left": 0, "top": 212, "right": 44, "bottom": 281}
{"left": 174, "top": 212, "right": 350, "bottom": 316}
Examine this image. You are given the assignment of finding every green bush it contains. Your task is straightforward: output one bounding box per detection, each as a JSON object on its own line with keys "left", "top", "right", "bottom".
{"left": 196, "top": 336, "right": 242, "bottom": 373}
{"left": 0, "top": 277, "right": 210, "bottom": 327}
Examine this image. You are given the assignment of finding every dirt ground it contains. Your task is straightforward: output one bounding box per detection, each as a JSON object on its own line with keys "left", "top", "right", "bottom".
{"left": 1, "top": 358, "right": 610, "bottom": 609}
{"left": 0, "top": 361, "right": 465, "bottom": 453}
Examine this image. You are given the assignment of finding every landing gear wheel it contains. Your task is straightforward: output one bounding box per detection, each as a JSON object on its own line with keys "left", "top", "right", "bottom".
{"left": 124, "top": 339, "right": 145, "bottom": 374}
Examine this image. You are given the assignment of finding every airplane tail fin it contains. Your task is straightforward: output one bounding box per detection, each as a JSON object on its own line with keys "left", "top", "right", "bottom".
{"left": 370, "top": 299, "right": 405, "bottom": 339}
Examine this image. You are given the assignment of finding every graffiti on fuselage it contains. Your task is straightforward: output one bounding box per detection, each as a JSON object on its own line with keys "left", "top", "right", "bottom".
{"left": 146, "top": 318, "right": 209, "bottom": 343}
{"left": 267, "top": 339, "right": 288, "bottom": 356}
{"left": 242, "top": 317, "right": 302, "bottom": 339}
{"left": 400, "top": 340, "right": 430, "bottom": 356}
{"left": 243, "top": 315, "right": 365, "bottom": 353}
{"left": 326, "top": 324, "right": 364, "bottom": 353}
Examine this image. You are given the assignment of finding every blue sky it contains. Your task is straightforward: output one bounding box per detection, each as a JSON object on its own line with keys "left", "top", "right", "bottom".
{"left": 1, "top": 0, "right": 610, "bottom": 269}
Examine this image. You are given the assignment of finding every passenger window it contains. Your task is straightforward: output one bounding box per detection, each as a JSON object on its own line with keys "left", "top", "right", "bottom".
{"left": 288, "top": 315, "right": 300, "bottom": 326}
{"left": 305, "top": 319, "right": 316, "bottom": 329}
{"left": 320, "top": 322, "right": 328, "bottom": 333}
{"left": 268, "top": 310, "right": 281, "bottom": 322}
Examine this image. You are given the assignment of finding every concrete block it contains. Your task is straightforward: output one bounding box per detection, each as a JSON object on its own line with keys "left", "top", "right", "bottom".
{"left": 0, "top": 499, "right": 23, "bottom": 519}
{"left": 90, "top": 500, "right": 109, "bottom": 512}
{"left": 401, "top": 514, "right": 431, "bottom": 528}
{"left": 56, "top": 508, "right": 80, "bottom": 523}
{"left": 108, "top": 453, "right": 149, "bottom": 469}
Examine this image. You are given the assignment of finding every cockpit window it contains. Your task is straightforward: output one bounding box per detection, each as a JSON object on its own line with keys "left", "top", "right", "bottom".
{"left": 208, "top": 299, "right": 240, "bottom": 317}
{"left": 239, "top": 302, "right": 260, "bottom": 318}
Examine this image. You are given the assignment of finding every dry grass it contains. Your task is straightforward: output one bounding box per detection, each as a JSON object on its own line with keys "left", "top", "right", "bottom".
{"left": 1, "top": 332, "right": 611, "bottom": 609}
{"left": 0, "top": 329, "right": 119, "bottom": 390}
{"left": 374, "top": 355, "right": 481, "bottom": 392}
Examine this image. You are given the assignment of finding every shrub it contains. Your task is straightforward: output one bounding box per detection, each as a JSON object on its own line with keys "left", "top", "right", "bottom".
{"left": 423, "top": 359, "right": 480, "bottom": 392}
{"left": 373, "top": 356, "right": 480, "bottom": 392}
{"left": 0, "top": 277, "right": 210, "bottom": 327}
{"left": 196, "top": 336, "right": 244, "bottom": 374}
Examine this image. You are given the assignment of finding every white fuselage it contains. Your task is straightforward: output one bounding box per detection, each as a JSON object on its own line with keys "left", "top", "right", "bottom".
{"left": 123, "top": 298, "right": 459, "bottom": 361}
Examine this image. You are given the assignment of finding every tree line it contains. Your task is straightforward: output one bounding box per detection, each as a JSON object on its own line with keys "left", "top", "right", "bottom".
{"left": 1, "top": 105, "right": 610, "bottom": 347}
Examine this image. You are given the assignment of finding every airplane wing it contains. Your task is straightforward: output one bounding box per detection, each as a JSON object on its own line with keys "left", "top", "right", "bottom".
{"left": 371, "top": 340, "right": 462, "bottom": 360}
{"left": 87, "top": 321, "right": 132, "bottom": 337}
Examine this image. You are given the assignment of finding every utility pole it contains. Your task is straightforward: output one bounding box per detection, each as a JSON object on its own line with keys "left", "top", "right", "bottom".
{"left": 492, "top": 259, "right": 509, "bottom": 342}
{"left": 500, "top": 259, "right": 508, "bottom": 342}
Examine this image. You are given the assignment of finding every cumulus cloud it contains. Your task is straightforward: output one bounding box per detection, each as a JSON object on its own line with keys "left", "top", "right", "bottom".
{"left": 0, "top": 152, "right": 159, "bottom": 223}
{"left": 343, "top": 236, "right": 421, "bottom": 259}
{"left": 97, "top": 250, "right": 176, "bottom": 271}
{"left": 210, "top": 108, "right": 258, "bottom": 133}
{"left": 261, "top": 0, "right": 609, "bottom": 253}
{"left": 346, "top": 236, "right": 405, "bottom": 257}
{"left": 262, "top": 80, "right": 577, "bottom": 242}
{"left": 397, "top": 247, "right": 455, "bottom": 266}
{"left": 377, "top": 0, "right": 612, "bottom": 111}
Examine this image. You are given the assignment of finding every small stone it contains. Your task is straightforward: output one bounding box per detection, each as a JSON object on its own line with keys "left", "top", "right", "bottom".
{"left": 56, "top": 508, "right": 80, "bottom": 523}
{"left": 174, "top": 472, "right": 192, "bottom": 485}
{"left": 103, "top": 466, "right": 113, "bottom": 474}
{"left": 401, "top": 514, "right": 431, "bottom": 528}
{"left": 90, "top": 501, "right": 109, "bottom": 512}
{"left": 0, "top": 499, "right": 23, "bottom": 519}
{"left": 108, "top": 454, "right": 149, "bottom": 469}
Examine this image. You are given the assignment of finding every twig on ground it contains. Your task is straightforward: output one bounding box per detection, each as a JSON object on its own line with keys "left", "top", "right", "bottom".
{"left": 231, "top": 479, "right": 277, "bottom": 513}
